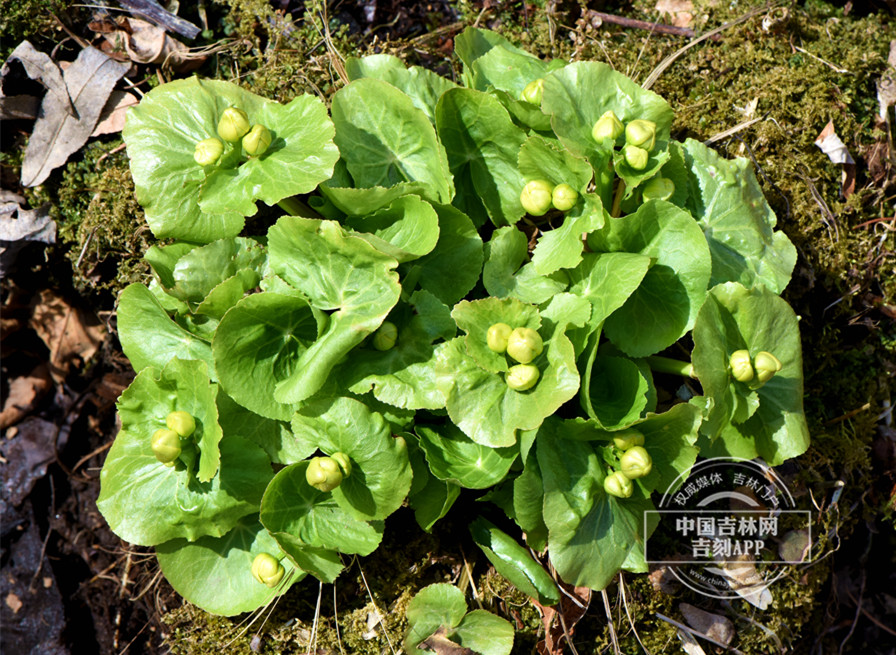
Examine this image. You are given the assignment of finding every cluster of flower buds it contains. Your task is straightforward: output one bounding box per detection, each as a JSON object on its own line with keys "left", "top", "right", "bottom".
{"left": 487, "top": 323, "right": 544, "bottom": 391}
{"left": 305, "top": 452, "right": 353, "bottom": 492}
{"left": 193, "top": 106, "right": 272, "bottom": 166}
{"left": 729, "top": 349, "right": 783, "bottom": 388}
{"left": 603, "top": 430, "right": 653, "bottom": 499}
{"left": 150, "top": 410, "right": 197, "bottom": 465}
{"left": 520, "top": 180, "right": 580, "bottom": 216}
{"left": 591, "top": 110, "right": 658, "bottom": 171}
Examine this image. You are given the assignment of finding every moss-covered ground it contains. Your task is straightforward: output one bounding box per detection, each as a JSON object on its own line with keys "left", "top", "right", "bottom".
{"left": 3, "top": 0, "right": 894, "bottom": 652}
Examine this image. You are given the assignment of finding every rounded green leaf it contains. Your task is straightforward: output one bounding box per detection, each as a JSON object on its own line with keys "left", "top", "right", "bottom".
{"left": 541, "top": 62, "right": 673, "bottom": 187}
{"left": 682, "top": 139, "right": 797, "bottom": 293}
{"left": 338, "top": 290, "right": 454, "bottom": 411}
{"left": 582, "top": 355, "right": 650, "bottom": 429}
{"left": 416, "top": 424, "right": 517, "bottom": 489}
{"left": 451, "top": 296, "right": 541, "bottom": 373}
{"left": 344, "top": 195, "right": 440, "bottom": 263}
{"left": 587, "top": 200, "right": 712, "bottom": 357}
{"left": 123, "top": 78, "right": 338, "bottom": 242}
{"left": 691, "top": 282, "right": 809, "bottom": 465}
{"left": 290, "top": 396, "right": 413, "bottom": 521}
{"left": 331, "top": 78, "right": 453, "bottom": 204}
{"left": 407, "top": 204, "right": 483, "bottom": 306}
{"left": 156, "top": 517, "right": 304, "bottom": 616}
{"left": 213, "top": 292, "right": 322, "bottom": 421}
{"left": 98, "top": 408, "right": 271, "bottom": 547}
{"left": 117, "top": 283, "right": 215, "bottom": 376}
{"left": 405, "top": 583, "right": 468, "bottom": 654}
{"left": 450, "top": 610, "right": 515, "bottom": 655}
{"left": 436, "top": 87, "right": 527, "bottom": 227}
{"left": 435, "top": 324, "right": 579, "bottom": 448}
{"left": 268, "top": 217, "right": 402, "bottom": 404}
{"left": 259, "top": 461, "right": 384, "bottom": 556}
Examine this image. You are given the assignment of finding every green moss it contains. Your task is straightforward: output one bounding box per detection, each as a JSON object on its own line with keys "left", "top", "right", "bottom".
{"left": 0, "top": 0, "right": 65, "bottom": 61}
{"left": 52, "top": 140, "right": 152, "bottom": 297}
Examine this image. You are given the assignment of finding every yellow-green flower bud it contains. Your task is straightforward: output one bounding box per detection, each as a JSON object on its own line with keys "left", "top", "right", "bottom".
{"left": 217, "top": 107, "right": 251, "bottom": 142}
{"left": 623, "top": 145, "right": 649, "bottom": 170}
{"left": 372, "top": 321, "right": 398, "bottom": 351}
{"left": 592, "top": 110, "right": 624, "bottom": 142}
{"left": 506, "top": 363, "right": 540, "bottom": 391}
{"left": 193, "top": 138, "right": 223, "bottom": 166}
{"left": 506, "top": 327, "right": 544, "bottom": 364}
{"left": 754, "top": 351, "right": 782, "bottom": 385}
{"left": 487, "top": 322, "right": 513, "bottom": 353}
{"left": 642, "top": 176, "right": 675, "bottom": 202}
{"left": 151, "top": 428, "right": 181, "bottom": 465}
{"left": 612, "top": 430, "right": 645, "bottom": 451}
{"left": 729, "top": 349, "right": 754, "bottom": 383}
{"left": 604, "top": 470, "right": 633, "bottom": 498}
{"left": 166, "top": 410, "right": 196, "bottom": 438}
{"left": 625, "top": 119, "right": 657, "bottom": 151}
{"left": 242, "top": 124, "right": 272, "bottom": 157}
{"left": 306, "top": 456, "right": 344, "bottom": 492}
{"left": 520, "top": 180, "right": 554, "bottom": 216}
{"left": 551, "top": 183, "right": 579, "bottom": 212}
{"left": 520, "top": 78, "right": 545, "bottom": 105}
{"left": 619, "top": 445, "right": 652, "bottom": 479}
{"left": 251, "top": 552, "right": 285, "bottom": 588}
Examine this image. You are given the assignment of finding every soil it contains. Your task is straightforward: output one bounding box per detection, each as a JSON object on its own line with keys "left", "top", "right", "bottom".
{"left": 2, "top": 1, "right": 895, "bottom": 654}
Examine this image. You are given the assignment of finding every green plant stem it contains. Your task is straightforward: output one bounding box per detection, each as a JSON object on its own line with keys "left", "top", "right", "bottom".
{"left": 646, "top": 355, "right": 696, "bottom": 378}
{"left": 277, "top": 196, "right": 322, "bottom": 218}
{"left": 611, "top": 179, "right": 626, "bottom": 217}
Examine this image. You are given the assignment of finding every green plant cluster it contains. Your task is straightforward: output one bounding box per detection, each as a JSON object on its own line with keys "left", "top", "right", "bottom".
{"left": 96, "top": 28, "right": 811, "bottom": 648}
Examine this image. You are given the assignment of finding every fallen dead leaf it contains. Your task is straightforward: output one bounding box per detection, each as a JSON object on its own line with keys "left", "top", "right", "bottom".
{"left": 91, "top": 89, "right": 139, "bottom": 136}
{"left": 418, "top": 627, "right": 477, "bottom": 655}
{"left": 677, "top": 628, "right": 707, "bottom": 655}
{"left": 679, "top": 603, "right": 735, "bottom": 646}
{"left": 21, "top": 46, "right": 130, "bottom": 187}
{"left": 535, "top": 583, "right": 591, "bottom": 655}
{"left": 0, "top": 192, "right": 56, "bottom": 276}
{"left": 778, "top": 528, "right": 812, "bottom": 564}
{"left": 95, "top": 17, "right": 206, "bottom": 73}
{"left": 815, "top": 121, "right": 857, "bottom": 198}
{"left": 706, "top": 554, "right": 773, "bottom": 610}
{"left": 0, "top": 364, "right": 53, "bottom": 430}
{"left": 0, "top": 41, "right": 74, "bottom": 116}
{"left": 655, "top": 0, "right": 694, "bottom": 28}
{"left": 29, "top": 289, "right": 106, "bottom": 383}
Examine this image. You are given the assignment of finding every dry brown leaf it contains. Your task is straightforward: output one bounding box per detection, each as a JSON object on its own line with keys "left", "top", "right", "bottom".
{"left": 815, "top": 121, "right": 857, "bottom": 198}
{"left": 97, "top": 17, "right": 206, "bottom": 73}
{"left": 418, "top": 627, "right": 477, "bottom": 655}
{"left": 706, "top": 554, "right": 773, "bottom": 610}
{"left": 655, "top": 0, "right": 694, "bottom": 28}
{"left": 29, "top": 290, "right": 106, "bottom": 383}
{"left": 679, "top": 603, "right": 735, "bottom": 646}
{"left": 0, "top": 193, "right": 56, "bottom": 276}
{"left": 0, "top": 40, "right": 74, "bottom": 116}
{"left": 535, "top": 583, "right": 591, "bottom": 655}
{"left": 91, "top": 90, "right": 139, "bottom": 136}
{"left": 0, "top": 364, "right": 52, "bottom": 430}
{"left": 20, "top": 46, "right": 130, "bottom": 187}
